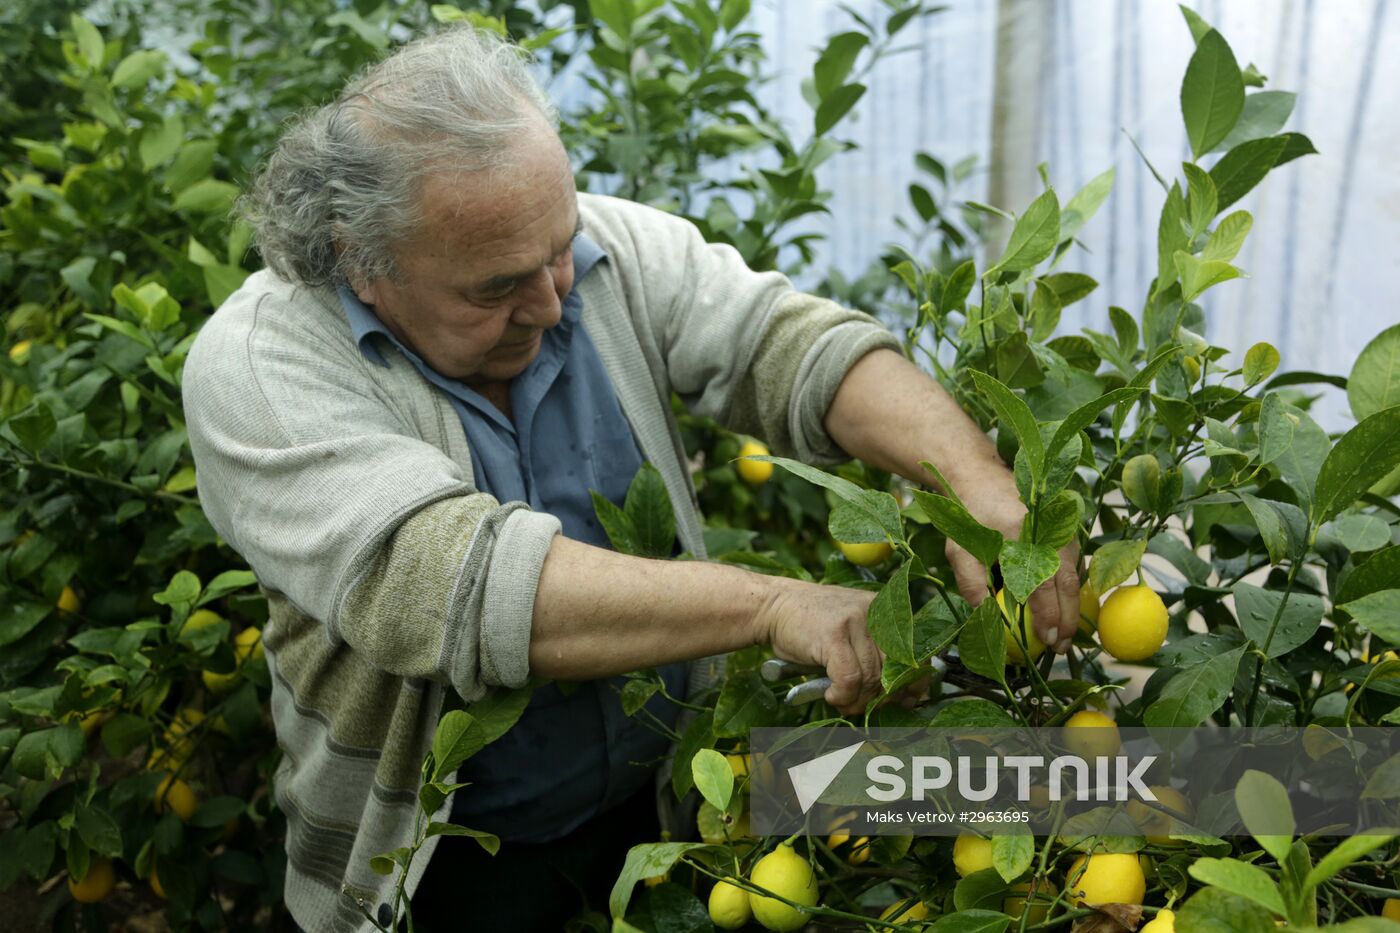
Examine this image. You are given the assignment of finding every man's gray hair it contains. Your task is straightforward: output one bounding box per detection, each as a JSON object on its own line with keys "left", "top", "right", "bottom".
{"left": 238, "top": 25, "right": 558, "bottom": 287}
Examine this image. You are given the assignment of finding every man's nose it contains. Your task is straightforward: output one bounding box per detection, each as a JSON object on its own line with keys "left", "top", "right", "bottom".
{"left": 513, "top": 267, "right": 570, "bottom": 329}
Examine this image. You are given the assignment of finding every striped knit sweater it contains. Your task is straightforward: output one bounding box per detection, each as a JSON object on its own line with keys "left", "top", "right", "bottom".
{"left": 181, "top": 192, "right": 901, "bottom": 931}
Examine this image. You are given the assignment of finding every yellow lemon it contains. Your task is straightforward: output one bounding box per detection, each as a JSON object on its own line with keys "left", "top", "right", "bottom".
{"left": 1384, "top": 899, "right": 1400, "bottom": 921}
{"left": 1126, "top": 786, "right": 1193, "bottom": 844}
{"left": 728, "top": 753, "right": 751, "bottom": 780}
{"left": 1142, "top": 908, "right": 1175, "bottom": 932}
{"left": 8, "top": 340, "right": 32, "bottom": 363}
{"left": 150, "top": 865, "right": 167, "bottom": 900}
{"left": 67, "top": 858, "right": 115, "bottom": 903}
{"left": 996, "top": 591, "right": 1045, "bottom": 666}
{"left": 736, "top": 439, "right": 774, "bottom": 485}
{"left": 179, "top": 609, "right": 223, "bottom": 641}
{"left": 952, "top": 833, "right": 994, "bottom": 877}
{"left": 709, "top": 878, "right": 753, "bottom": 930}
{"left": 643, "top": 872, "right": 668, "bottom": 887}
{"left": 1078, "top": 580, "right": 1100, "bottom": 635}
{"left": 148, "top": 707, "right": 205, "bottom": 771}
{"left": 836, "top": 539, "right": 893, "bottom": 567}
{"left": 1097, "top": 585, "right": 1168, "bottom": 662}
{"left": 57, "top": 585, "right": 81, "bottom": 614}
{"left": 1063, "top": 710, "right": 1121, "bottom": 759}
{"left": 154, "top": 775, "right": 198, "bottom": 821}
{"left": 880, "top": 898, "right": 931, "bottom": 922}
{"left": 202, "top": 667, "right": 240, "bottom": 695}
{"left": 846, "top": 836, "right": 872, "bottom": 866}
{"left": 234, "top": 626, "right": 264, "bottom": 663}
{"left": 77, "top": 709, "right": 111, "bottom": 739}
{"left": 748, "top": 843, "right": 819, "bottom": 931}
{"left": 1004, "top": 881, "right": 1049, "bottom": 925}
{"left": 1066, "top": 853, "right": 1145, "bottom": 907}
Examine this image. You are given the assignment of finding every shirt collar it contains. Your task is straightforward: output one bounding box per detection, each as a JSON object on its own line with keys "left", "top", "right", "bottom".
{"left": 337, "top": 231, "right": 609, "bottom": 369}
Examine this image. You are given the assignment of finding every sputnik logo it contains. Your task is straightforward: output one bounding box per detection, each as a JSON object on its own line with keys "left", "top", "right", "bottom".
{"left": 788, "top": 740, "right": 866, "bottom": 813}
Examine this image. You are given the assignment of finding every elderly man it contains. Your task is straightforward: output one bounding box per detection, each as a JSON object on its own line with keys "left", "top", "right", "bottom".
{"left": 183, "top": 24, "right": 1076, "bottom": 933}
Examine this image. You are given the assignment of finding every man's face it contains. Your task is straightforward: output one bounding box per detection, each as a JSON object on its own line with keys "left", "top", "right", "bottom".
{"left": 353, "top": 125, "right": 579, "bottom": 386}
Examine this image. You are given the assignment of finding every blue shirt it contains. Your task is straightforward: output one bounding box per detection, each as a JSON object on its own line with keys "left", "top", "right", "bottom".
{"left": 337, "top": 234, "right": 688, "bottom": 842}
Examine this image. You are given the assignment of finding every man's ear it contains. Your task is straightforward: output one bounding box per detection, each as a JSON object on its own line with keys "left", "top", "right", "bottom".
{"left": 348, "top": 274, "right": 378, "bottom": 307}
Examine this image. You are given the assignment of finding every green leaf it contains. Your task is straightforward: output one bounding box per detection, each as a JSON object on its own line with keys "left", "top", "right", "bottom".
{"left": 1210, "top": 133, "right": 1317, "bottom": 211}
{"left": 1233, "top": 583, "right": 1323, "bottom": 658}
{"left": 1256, "top": 393, "right": 1294, "bottom": 467}
{"left": 1235, "top": 769, "right": 1294, "bottom": 860}
{"left": 83, "top": 312, "right": 154, "bottom": 349}
{"left": 814, "top": 83, "right": 865, "bottom": 136}
{"left": 1302, "top": 834, "right": 1393, "bottom": 890}
{"left": 71, "top": 15, "right": 105, "bottom": 68}
{"left": 1187, "top": 857, "right": 1286, "bottom": 916}
{"left": 1143, "top": 644, "right": 1245, "bottom": 728}
{"left": 111, "top": 49, "right": 167, "bottom": 88}
{"left": 1348, "top": 323, "right": 1400, "bottom": 421}
{"left": 1060, "top": 168, "right": 1115, "bottom": 243}
{"left": 73, "top": 805, "right": 123, "bottom": 858}
{"left": 1179, "top": 5, "right": 1213, "bottom": 43}
{"left": 690, "top": 748, "right": 734, "bottom": 814}
{"left": 1029, "top": 489, "right": 1082, "bottom": 550}
{"left": 868, "top": 561, "right": 915, "bottom": 665}
{"left": 991, "top": 832, "right": 1034, "bottom": 883}
{"left": 1176, "top": 887, "right": 1277, "bottom": 933}
{"left": 713, "top": 670, "right": 777, "bottom": 738}
{"left": 1045, "top": 387, "right": 1146, "bottom": 461}
{"left": 430, "top": 710, "right": 484, "bottom": 781}
{"left": 1312, "top": 406, "right": 1400, "bottom": 525}
{"left": 998, "top": 541, "right": 1059, "bottom": 604}
{"left": 969, "top": 371, "right": 1043, "bottom": 482}
{"left": 1183, "top": 163, "right": 1219, "bottom": 235}
{"left": 1236, "top": 494, "right": 1299, "bottom": 564}
{"left": 173, "top": 179, "right": 240, "bottom": 214}
{"left": 759, "top": 457, "right": 902, "bottom": 539}
{"left": 1339, "top": 547, "right": 1400, "bottom": 605}
{"left": 1242, "top": 341, "right": 1280, "bottom": 385}
{"left": 813, "top": 32, "right": 868, "bottom": 99}
{"left": 10, "top": 724, "right": 84, "bottom": 780}
{"left": 1156, "top": 182, "right": 1190, "bottom": 292}
{"left": 1340, "top": 591, "right": 1400, "bottom": 643}
{"left": 1088, "top": 538, "right": 1147, "bottom": 593}
{"left": 941, "top": 260, "right": 977, "bottom": 313}
{"left": 8, "top": 402, "right": 57, "bottom": 455}
{"left": 1175, "top": 251, "right": 1242, "bottom": 303}
{"left": 0, "top": 602, "right": 55, "bottom": 650}
{"left": 1040, "top": 272, "right": 1099, "bottom": 307}
{"left": 139, "top": 115, "right": 184, "bottom": 170}
{"left": 1320, "top": 513, "right": 1390, "bottom": 553}
{"left": 591, "top": 491, "right": 641, "bottom": 555}
{"left": 829, "top": 491, "right": 900, "bottom": 543}
{"left": 197, "top": 570, "right": 258, "bottom": 607}
{"left": 1213, "top": 90, "right": 1297, "bottom": 153}
{"left": 926, "top": 910, "right": 1011, "bottom": 933}
{"left": 957, "top": 599, "right": 1006, "bottom": 682}
{"left": 989, "top": 188, "right": 1059, "bottom": 275}
{"left": 152, "top": 570, "right": 200, "bottom": 608}
{"left": 424, "top": 822, "right": 499, "bottom": 854}
{"left": 609, "top": 842, "right": 713, "bottom": 919}
{"left": 911, "top": 491, "right": 1003, "bottom": 566}
{"left": 1272, "top": 403, "right": 1330, "bottom": 508}
{"left": 1181, "top": 29, "right": 1244, "bottom": 158}
{"left": 100, "top": 714, "right": 152, "bottom": 757}
{"left": 464, "top": 686, "right": 533, "bottom": 745}
{"left": 164, "top": 140, "right": 217, "bottom": 193}
{"left": 623, "top": 463, "right": 675, "bottom": 559}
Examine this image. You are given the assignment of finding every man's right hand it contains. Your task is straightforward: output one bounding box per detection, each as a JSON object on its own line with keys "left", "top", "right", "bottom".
{"left": 750, "top": 579, "right": 881, "bottom": 716}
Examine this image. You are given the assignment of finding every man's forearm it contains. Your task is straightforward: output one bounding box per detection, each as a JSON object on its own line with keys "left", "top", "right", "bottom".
{"left": 822, "top": 348, "right": 1005, "bottom": 497}
{"left": 528, "top": 535, "right": 766, "bottom": 679}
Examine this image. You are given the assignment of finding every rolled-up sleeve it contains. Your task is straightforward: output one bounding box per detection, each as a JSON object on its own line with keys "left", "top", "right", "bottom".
{"left": 595, "top": 196, "right": 902, "bottom": 463}
{"left": 182, "top": 285, "right": 558, "bottom": 702}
